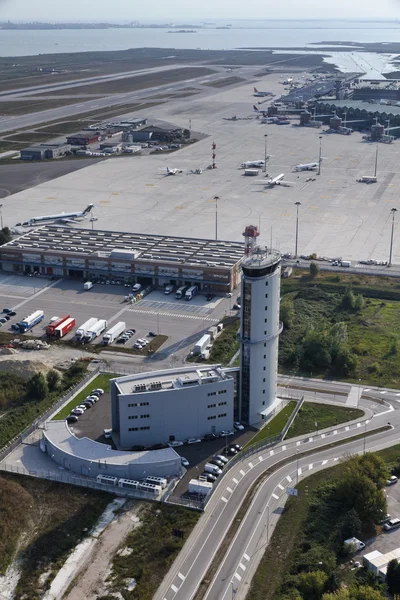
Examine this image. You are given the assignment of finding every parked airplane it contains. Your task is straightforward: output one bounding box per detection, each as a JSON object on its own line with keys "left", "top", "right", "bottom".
{"left": 256, "top": 173, "right": 295, "bottom": 187}
{"left": 189, "top": 168, "right": 203, "bottom": 174}
{"left": 240, "top": 160, "right": 266, "bottom": 169}
{"left": 294, "top": 162, "right": 319, "bottom": 171}
{"left": 20, "top": 204, "right": 94, "bottom": 226}
{"left": 166, "top": 167, "right": 183, "bottom": 175}
{"left": 253, "top": 106, "right": 290, "bottom": 122}
{"left": 282, "top": 77, "right": 293, "bottom": 84}
{"left": 253, "top": 87, "right": 273, "bottom": 97}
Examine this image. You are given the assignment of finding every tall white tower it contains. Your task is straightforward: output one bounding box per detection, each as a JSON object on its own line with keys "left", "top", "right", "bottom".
{"left": 239, "top": 227, "right": 282, "bottom": 426}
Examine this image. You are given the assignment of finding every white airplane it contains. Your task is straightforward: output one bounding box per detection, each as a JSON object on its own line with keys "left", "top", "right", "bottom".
{"left": 19, "top": 204, "right": 94, "bottom": 226}
{"left": 240, "top": 160, "right": 265, "bottom": 169}
{"left": 282, "top": 77, "right": 293, "bottom": 84}
{"left": 166, "top": 167, "right": 183, "bottom": 176}
{"left": 256, "top": 174, "right": 295, "bottom": 188}
{"left": 189, "top": 168, "right": 203, "bottom": 174}
{"left": 294, "top": 162, "right": 319, "bottom": 172}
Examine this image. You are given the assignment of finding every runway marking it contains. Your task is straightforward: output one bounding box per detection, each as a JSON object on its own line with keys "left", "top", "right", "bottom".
{"left": 248, "top": 461, "right": 254, "bottom": 468}
{"left": 309, "top": 463, "right": 313, "bottom": 470}
{"left": 234, "top": 572, "right": 242, "bottom": 582}
{"left": 296, "top": 441, "right": 301, "bottom": 446}
{"left": 269, "top": 450, "right": 274, "bottom": 456}
{"left": 232, "top": 477, "right": 239, "bottom": 484}
{"left": 321, "top": 434, "right": 325, "bottom": 439}
{"left": 298, "top": 468, "right": 302, "bottom": 476}
{"left": 357, "top": 422, "right": 361, "bottom": 428}
{"left": 278, "top": 484, "right": 284, "bottom": 490}
{"left": 178, "top": 572, "right": 185, "bottom": 581}
{"left": 244, "top": 553, "right": 250, "bottom": 561}
{"left": 286, "top": 475, "right": 292, "bottom": 483}
{"left": 258, "top": 456, "right": 263, "bottom": 462}
{"left": 239, "top": 562, "right": 246, "bottom": 571}
{"left": 333, "top": 430, "right": 338, "bottom": 435}
{"left": 272, "top": 493, "right": 279, "bottom": 499}
{"left": 221, "top": 496, "right": 228, "bottom": 503}
{"left": 282, "top": 445, "right": 286, "bottom": 451}
{"left": 322, "top": 460, "right": 328, "bottom": 466}
{"left": 240, "top": 469, "right": 245, "bottom": 476}
{"left": 226, "top": 487, "right": 233, "bottom": 494}
{"left": 171, "top": 584, "right": 178, "bottom": 593}
{"left": 345, "top": 426, "right": 349, "bottom": 431}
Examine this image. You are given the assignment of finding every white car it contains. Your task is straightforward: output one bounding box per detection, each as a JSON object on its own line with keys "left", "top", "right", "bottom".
{"left": 181, "top": 457, "right": 190, "bottom": 467}
{"left": 138, "top": 338, "right": 149, "bottom": 345}
{"left": 186, "top": 438, "right": 201, "bottom": 444}
{"left": 103, "top": 428, "right": 112, "bottom": 439}
{"left": 134, "top": 343, "right": 143, "bottom": 349}
{"left": 168, "top": 441, "right": 184, "bottom": 447}
{"left": 234, "top": 421, "right": 244, "bottom": 431}
{"left": 77, "top": 405, "right": 87, "bottom": 411}
{"left": 92, "top": 388, "right": 104, "bottom": 395}
{"left": 72, "top": 408, "right": 85, "bottom": 415}
{"left": 226, "top": 292, "right": 233, "bottom": 298}
{"left": 220, "top": 430, "right": 234, "bottom": 437}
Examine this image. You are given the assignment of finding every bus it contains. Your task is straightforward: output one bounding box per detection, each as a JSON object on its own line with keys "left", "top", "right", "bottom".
{"left": 185, "top": 286, "right": 198, "bottom": 301}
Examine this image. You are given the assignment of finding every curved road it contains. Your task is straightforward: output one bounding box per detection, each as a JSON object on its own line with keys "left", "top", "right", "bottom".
{"left": 154, "top": 386, "right": 399, "bottom": 600}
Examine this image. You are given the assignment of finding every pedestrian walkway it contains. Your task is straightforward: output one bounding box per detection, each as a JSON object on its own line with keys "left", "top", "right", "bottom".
{"left": 346, "top": 386, "right": 361, "bottom": 407}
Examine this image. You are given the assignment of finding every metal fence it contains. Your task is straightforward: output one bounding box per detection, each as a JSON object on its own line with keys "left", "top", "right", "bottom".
{"left": 0, "top": 368, "right": 100, "bottom": 462}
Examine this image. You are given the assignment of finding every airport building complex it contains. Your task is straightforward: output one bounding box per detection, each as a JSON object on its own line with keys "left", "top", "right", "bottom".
{"left": 0, "top": 226, "right": 244, "bottom": 293}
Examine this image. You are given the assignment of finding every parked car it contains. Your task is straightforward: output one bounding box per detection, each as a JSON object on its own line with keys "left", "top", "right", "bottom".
{"left": 220, "top": 430, "right": 234, "bottom": 437}
{"left": 210, "top": 459, "right": 224, "bottom": 469}
{"left": 77, "top": 404, "right": 87, "bottom": 411}
{"left": 126, "top": 329, "right": 136, "bottom": 335}
{"left": 181, "top": 457, "right": 190, "bottom": 467}
{"left": 206, "top": 293, "right": 216, "bottom": 301}
{"left": 116, "top": 337, "right": 127, "bottom": 344}
{"left": 168, "top": 441, "right": 184, "bottom": 447}
{"left": 225, "top": 293, "right": 233, "bottom": 298}
{"left": 230, "top": 443, "right": 242, "bottom": 452}
{"left": 8, "top": 311, "right": 16, "bottom": 317}
{"left": 149, "top": 331, "right": 157, "bottom": 337}
{"left": 67, "top": 415, "right": 78, "bottom": 423}
{"left": 92, "top": 388, "right": 104, "bottom": 395}
{"left": 234, "top": 421, "right": 244, "bottom": 431}
{"left": 82, "top": 401, "right": 93, "bottom": 409}
{"left": 134, "top": 343, "right": 143, "bottom": 349}
{"left": 203, "top": 433, "right": 217, "bottom": 441}
{"left": 214, "top": 454, "right": 229, "bottom": 464}
{"left": 2, "top": 308, "right": 13, "bottom": 313}
{"left": 186, "top": 438, "right": 201, "bottom": 444}
{"left": 72, "top": 408, "right": 84, "bottom": 416}
{"left": 0, "top": 318, "right": 7, "bottom": 324}
{"left": 227, "top": 447, "right": 238, "bottom": 455}
{"left": 387, "top": 475, "right": 398, "bottom": 486}
{"left": 384, "top": 518, "right": 400, "bottom": 531}
{"left": 103, "top": 428, "right": 112, "bottom": 439}
{"left": 202, "top": 472, "right": 217, "bottom": 482}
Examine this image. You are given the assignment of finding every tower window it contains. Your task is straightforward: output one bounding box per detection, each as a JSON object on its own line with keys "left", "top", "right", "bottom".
{"left": 264, "top": 355, "right": 266, "bottom": 359}
{"left": 263, "top": 378, "right": 265, "bottom": 382}
{"left": 265, "top": 281, "right": 268, "bottom": 286}
{"left": 263, "top": 366, "right": 266, "bottom": 371}
{"left": 265, "top": 318, "right": 268, "bottom": 323}
{"left": 265, "top": 306, "right": 268, "bottom": 310}
{"left": 265, "top": 294, "right": 268, "bottom": 298}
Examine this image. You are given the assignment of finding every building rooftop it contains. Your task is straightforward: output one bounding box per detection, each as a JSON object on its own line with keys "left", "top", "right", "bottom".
{"left": 242, "top": 247, "right": 281, "bottom": 269}
{"left": 44, "top": 420, "right": 178, "bottom": 465}
{"left": 317, "top": 99, "right": 400, "bottom": 116}
{"left": 114, "top": 365, "right": 230, "bottom": 395}
{"left": 4, "top": 225, "right": 244, "bottom": 268}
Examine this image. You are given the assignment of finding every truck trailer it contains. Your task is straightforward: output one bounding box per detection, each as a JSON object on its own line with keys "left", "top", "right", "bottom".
{"left": 188, "top": 479, "right": 213, "bottom": 496}
{"left": 16, "top": 310, "right": 44, "bottom": 333}
{"left": 194, "top": 334, "right": 211, "bottom": 355}
{"left": 85, "top": 319, "right": 107, "bottom": 342}
{"left": 102, "top": 321, "right": 125, "bottom": 345}
{"left": 54, "top": 317, "right": 75, "bottom": 338}
{"left": 75, "top": 317, "right": 98, "bottom": 341}
{"left": 46, "top": 315, "right": 70, "bottom": 337}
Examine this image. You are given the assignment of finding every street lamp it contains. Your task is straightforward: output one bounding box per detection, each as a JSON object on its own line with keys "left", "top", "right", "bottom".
{"left": 388, "top": 208, "right": 398, "bottom": 267}
{"left": 294, "top": 201, "right": 301, "bottom": 258}
{"left": 214, "top": 196, "right": 219, "bottom": 241}
{"left": 266, "top": 504, "right": 270, "bottom": 542}
{"left": 264, "top": 134, "right": 268, "bottom": 174}
{"left": 0, "top": 204, "right": 3, "bottom": 230}
{"left": 374, "top": 144, "right": 379, "bottom": 179}
{"left": 318, "top": 135, "right": 323, "bottom": 176}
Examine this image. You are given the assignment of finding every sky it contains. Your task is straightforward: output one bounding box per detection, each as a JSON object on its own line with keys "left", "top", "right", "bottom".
{"left": 0, "top": 0, "right": 398, "bottom": 21}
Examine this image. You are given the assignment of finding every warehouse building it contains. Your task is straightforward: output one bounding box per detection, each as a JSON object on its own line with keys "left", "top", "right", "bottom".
{"left": 0, "top": 226, "right": 244, "bottom": 292}
{"left": 66, "top": 132, "right": 100, "bottom": 146}
{"left": 111, "top": 366, "right": 235, "bottom": 449}
{"left": 20, "top": 143, "right": 71, "bottom": 160}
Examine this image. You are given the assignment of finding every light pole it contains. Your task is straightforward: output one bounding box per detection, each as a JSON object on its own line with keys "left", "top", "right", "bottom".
{"left": 264, "top": 134, "right": 268, "bottom": 174}
{"left": 374, "top": 144, "right": 379, "bottom": 179}
{"left": 296, "top": 450, "right": 299, "bottom": 485}
{"left": 318, "top": 135, "right": 322, "bottom": 176}
{"left": 0, "top": 204, "right": 3, "bottom": 230}
{"left": 266, "top": 504, "right": 270, "bottom": 542}
{"left": 363, "top": 421, "right": 368, "bottom": 455}
{"left": 214, "top": 195, "right": 219, "bottom": 241}
{"left": 389, "top": 208, "right": 398, "bottom": 267}
{"left": 294, "top": 201, "right": 301, "bottom": 258}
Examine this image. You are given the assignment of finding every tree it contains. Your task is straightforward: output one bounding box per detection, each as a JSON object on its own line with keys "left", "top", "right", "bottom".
{"left": 386, "top": 559, "right": 400, "bottom": 595}
{"left": 310, "top": 262, "right": 320, "bottom": 278}
{"left": 332, "top": 346, "right": 357, "bottom": 376}
{"left": 336, "top": 469, "right": 387, "bottom": 525}
{"left": 300, "top": 330, "right": 331, "bottom": 371}
{"left": 297, "top": 570, "right": 328, "bottom": 600}
{"left": 341, "top": 287, "right": 355, "bottom": 310}
{"left": 323, "top": 587, "right": 385, "bottom": 600}
{"left": 280, "top": 297, "right": 295, "bottom": 329}
{"left": 27, "top": 372, "right": 48, "bottom": 400}
{"left": 341, "top": 508, "right": 362, "bottom": 540}
{"left": 46, "top": 369, "right": 60, "bottom": 392}
{"left": 0, "top": 227, "right": 11, "bottom": 246}
{"left": 354, "top": 294, "right": 365, "bottom": 311}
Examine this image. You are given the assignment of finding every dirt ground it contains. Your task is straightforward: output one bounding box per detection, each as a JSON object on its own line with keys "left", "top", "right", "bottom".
{"left": 63, "top": 500, "right": 141, "bottom": 600}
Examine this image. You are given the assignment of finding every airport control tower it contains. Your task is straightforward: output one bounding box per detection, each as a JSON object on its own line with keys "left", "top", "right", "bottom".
{"left": 239, "top": 226, "right": 283, "bottom": 426}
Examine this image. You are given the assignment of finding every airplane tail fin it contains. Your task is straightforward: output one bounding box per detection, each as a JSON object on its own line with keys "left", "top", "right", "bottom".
{"left": 254, "top": 87, "right": 258, "bottom": 93}
{"left": 253, "top": 105, "right": 259, "bottom": 112}
{"left": 84, "top": 204, "right": 94, "bottom": 214}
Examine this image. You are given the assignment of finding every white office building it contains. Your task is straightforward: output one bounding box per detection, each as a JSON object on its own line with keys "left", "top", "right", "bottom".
{"left": 239, "top": 246, "right": 283, "bottom": 426}
{"left": 111, "top": 366, "right": 235, "bottom": 449}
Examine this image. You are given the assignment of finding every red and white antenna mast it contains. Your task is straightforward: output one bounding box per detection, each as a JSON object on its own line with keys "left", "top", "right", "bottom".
{"left": 242, "top": 225, "right": 260, "bottom": 256}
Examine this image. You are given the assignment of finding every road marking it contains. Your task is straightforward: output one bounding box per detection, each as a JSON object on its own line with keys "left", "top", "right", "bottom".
{"left": 171, "top": 584, "right": 179, "bottom": 593}
{"left": 286, "top": 475, "right": 292, "bottom": 483}
{"left": 239, "top": 562, "right": 246, "bottom": 571}
{"left": 309, "top": 463, "right": 313, "bottom": 470}
{"left": 334, "top": 457, "right": 339, "bottom": 462}
{"left": 333, "top": 430, "right": 338, "bottom": 435}
{"left": 221, "top": 496, "right": 228, "bottom": 503}
{"left": 345, "top": 426, "right": 349, "bottom": 431}
{"left": 308, "top": 437, "right": 313, "bottom": 443}
{"left": 244, "top": 553, "right": 250, "bottom": 561}
{"left": 322, "top": 460, "right": 328, "bottom": 466}
{"left": 248, "top": 461, "right": 254, "bottom": 468}
{"left": 298, "top": 468, "right": 302, "bottom": 476}
{"left": 258, "top": 456, "right": 263, "bottom": 462}
{"left": 232, "top": 478, "right": 238, "bottom": 484}
{"left": 234, "top": 572, "right": 242, "bottom": 582}
{"left": 357, "top": 422, "right": 361, "bottom": 428}
{"left": 178, "top": 572, "right": 185, "bottom": 581}
{"left": 240, "top": 469, "right": 245, "bottom": 476}
{"left": 270, "top": 450, "right": 274, "bottom": 456}
{"left": 321, "top": 434, "right": 325, "bottom": 439}
{"left": 282, "top": 445, "right": 287, "bottom": 451}
{"left": 278, "top": 483, "right": 284, "bottom": 490}
{"left": 272, "top": 493, "right": 279, "bottom": 499}
{"left": 128, "top": 308, "right": 215, "bottom": 322}
{"left": 296, "top": 441, "right": 301, "bottom": 446}
{"left": 226, "top": 487, "right": 233, "bottom": 494}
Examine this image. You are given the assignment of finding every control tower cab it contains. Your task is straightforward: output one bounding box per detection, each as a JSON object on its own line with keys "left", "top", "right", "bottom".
{"left": 239, "top": 244, "right": 283, "bottom": 426}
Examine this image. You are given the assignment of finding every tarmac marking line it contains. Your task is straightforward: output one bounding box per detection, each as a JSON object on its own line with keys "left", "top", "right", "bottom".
{"left": 272, "top": 493, "right": 279, "bottom": 499}
{"left": 269, "top": 450, "right": 274, "bottom": 456}
{"left": 221, "top": 496, "right": 228, "bottom": 503}
{"left": 334, "top": 457, "right": 339, "bottom": 462}
{"left": 239, "top": 562, "right": 246, "bottom": 571}
{"left": 244, "top": 553, "right": 250, "bottom": 561}
{"left": 282, "top": 445, "right": 286, "bottom": 451}
{"left": 171, "top": 584, "right": 179, "bottom": 593}
{"left": 286, "top": 475, "right": 292, "bottom": 483}
{"left": 322, "top": 460, "right": 328, "bottom": 466}
{"left": 357, "top": 422, "right": 361, "bottom": 428}
{"left": 296, "top": 441, "right": 301, "bottom": 446}
{"left": 278, "top": 483, "right": 284, "bottom": 490}
{"left": 321, "top": 434, "right": 325, "bottom": 439}
{"left": 258, "top": 456, "right": 263, "bottom": 462}
{"left": 232, "top": 477, "right": 239, "bottom": 484}
{"left": 248, "top": 461, "right": 254, "bottom": 469}
{"left": 333, "top": 430, "right": 338, "bottom": 435}
{"left": 298, "top": 468, "right": 302, "bottom": 476}
{"left": 345, "top": 426, "right": 349, "bottom": 431}
{"left": 309, "top": 437, "right": 313, "bottom": 443}
{"left": 309, "top": 463, "right": 313, "bottom": 470}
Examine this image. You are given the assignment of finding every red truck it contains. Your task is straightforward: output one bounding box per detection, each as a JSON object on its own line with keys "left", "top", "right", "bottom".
{"left": 46, "top": 315, "right": 70, "bottom": 337}
{"left": 54, "top": 317, "right": 75, "bottom": 338}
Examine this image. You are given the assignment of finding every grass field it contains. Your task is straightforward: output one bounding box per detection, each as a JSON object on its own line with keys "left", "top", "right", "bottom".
{"left": 244, "top": 401, "right": 297, "bottom": 448}
{"left": 287, "top": 402, "right": 364, "bottom": 439}
{"left": 0, "top": 473, "right": 110, "bottom": 598}
{"left": 203, "top": 76, "right": 246, "bottom": 87}
{"left": 0, "top": 97, "right": 99, "bottom": 116}
{"left": 52, "top": 373, "right": 114, "bottom": 420}
{"left": 203, "top": 317, "right": 240, "bottom": 365}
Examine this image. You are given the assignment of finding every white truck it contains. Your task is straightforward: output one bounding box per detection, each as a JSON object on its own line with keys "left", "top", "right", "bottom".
{"left": 85, "top": 319, "right": 107, "bottom": 342}
{"left": 75, "top": 317, "right": 98, "bottom": 341}
{"left": 188, "top": 479, "right": 213, "bottom": 496}
{"left": 84, "top": 281, "right": 93, "bottom": 290}
{"left": 341, "top": 260, "right": 351, "bottom": 268}
{"left": 194, "top": 334, "right": 211, "bottom": 355}
{"left": 102, "top": 321, "right": 125, "bottom": 345}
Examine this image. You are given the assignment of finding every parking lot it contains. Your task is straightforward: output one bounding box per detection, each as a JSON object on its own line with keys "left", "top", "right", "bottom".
{"left": 0, "top": 274, "right": 237, "bottom": 357}
{"left": 359, "top": 480, "right": 400, "bottom": 558}
{"left": 70, "top": 391, "right": 112, "bottom": 444}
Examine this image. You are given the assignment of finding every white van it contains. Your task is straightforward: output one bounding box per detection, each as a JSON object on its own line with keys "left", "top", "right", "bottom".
{"left": 204, "top": 462, "right": 222, "bottom": 476}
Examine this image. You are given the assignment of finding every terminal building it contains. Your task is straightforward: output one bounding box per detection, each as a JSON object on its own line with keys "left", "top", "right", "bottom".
{"left": 0, "top": 226, "right": 244, "bottom": 293}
